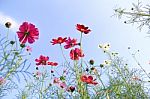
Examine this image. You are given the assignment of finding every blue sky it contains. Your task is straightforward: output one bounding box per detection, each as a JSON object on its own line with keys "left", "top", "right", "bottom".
{"left": 0, "top": 0, "right": 150, "bottom": 98}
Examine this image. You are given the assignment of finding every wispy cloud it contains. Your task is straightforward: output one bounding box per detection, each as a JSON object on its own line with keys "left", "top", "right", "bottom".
{"left": 0, "top": 12, "right": 19, "bottom": 32}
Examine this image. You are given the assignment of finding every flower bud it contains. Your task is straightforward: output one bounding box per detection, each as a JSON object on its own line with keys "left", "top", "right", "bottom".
{"left": 89, "top": 59, "right": 94, "bottom": 65}
{"left": 5, "top": 22, "right": 11, "bottom": 28}
{"left": 36, "top": 67, "right": 39, "bottom": 70}
{"left": 91, "top": 67, "right": 95, "bottom": 70}
{"left": 69, "top": 86, "right": 75, "bottom": 92}
{"left": 20, "top": 44, "right": 25, "bottom": 48}
{"left": 10, "top": 41, "right": 15, "bottom": 45}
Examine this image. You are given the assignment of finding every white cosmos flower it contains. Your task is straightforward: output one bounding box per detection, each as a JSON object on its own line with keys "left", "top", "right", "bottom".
{"left": 99, "top": 43, "right": 111, "bottom": 51}
{"left": 103, "top": 60, "right": 112, "bottom": 65}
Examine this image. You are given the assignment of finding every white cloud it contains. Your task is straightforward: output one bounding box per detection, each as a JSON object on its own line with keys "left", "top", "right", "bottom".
{"left": 0, "top": 12, "right": 19, "bottom": 32}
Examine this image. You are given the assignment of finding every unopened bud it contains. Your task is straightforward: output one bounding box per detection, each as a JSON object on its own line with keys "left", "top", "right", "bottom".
{"left": 5, "top": 22, "right": 11, "bottom": 28}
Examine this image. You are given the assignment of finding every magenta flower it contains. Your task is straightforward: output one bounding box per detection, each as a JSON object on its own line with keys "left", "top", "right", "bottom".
{"left": 70, "top": 48, "right": 84, "bottom": 60}
{"left": 35, "top": 55, "right": 49, "bottom": 65}
{"left": 81, "top": 75, "right": 98, "bottom": 85}
{"left": 76, "top": 24, "right": 91, "bottom": 34}
{"left": 35, "top": 55, "right": 58, "bottom": 66}
{"left": 47, "top": 62, "right": 58, "bottom": 66}
{"left": 64, "top": 37, "right": 78, "bottom": 49}
{"left": 17, "top": 22, "right": 39, "bottom": 44}
{"left": 51, "top": 37, "right": 67, "bottom": 45}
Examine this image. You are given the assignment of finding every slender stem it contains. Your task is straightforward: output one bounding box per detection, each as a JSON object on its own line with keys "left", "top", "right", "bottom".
{"left": 6, "top": 28, "right": 9, "bottom": 40}
{"left": 106, "top": 90, "right": 110, "bottom": 99}
{"left": 79, "top": 32, "right": 83, "bottom": 68}
{"left": 5, "top": 57, "right": 21, "bottom": 79}
{"left": 106, "top": 52, "right": 134, "bottom": 96}
{"left": 122, "top": 11, "right": 150, "bottom": 17}
{"left": 60, "top": 45, "right": 75, "bottom": 72}
{"left": 60, "top": 44, "right": 69, "bottom": 67}
{"left": 40, "top": 67, "right": 46, "bottom": 99}
{"left": 94, "top": 72, "right": 105, "bottom": 89}
{"left": 132, "top": 54, "right": 150, "bottom": 79}
{"left": 79, "top": 32, "right": 83, "bottom": 48}
{"left": 74, "top": 61, "right": 81, "bottom": 96}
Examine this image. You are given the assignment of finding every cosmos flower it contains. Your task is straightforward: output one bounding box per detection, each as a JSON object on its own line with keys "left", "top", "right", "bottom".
{"left": 35, "top": 71, "right": 42, "bottom": 77}
{"left": 99, "top": 43, "right": 110, "bottom": 52}
{"left": 80, "top": 75, "right": 98, "bottom": 85}
{"left": 35, "top": 55, "right": 58, "bottom": 66}
{"left": 132, "top": 76, "right": 141, "bottom": 81}
{"left": 51, "top": 37, "right": 67, "bottom": 45}
{"left": 64, "top": 37, "right": 78, "bottom": 49}
{"left": 0, "top": 77, "right": 5, "bottom": 85}
{"left": 103, "top": 60, "right": 111, "bottom": 65}
{"left": 53, "top": 77, "right": 60, "bottom": 84}
{"left": 70, "top": 48, "right": 84, "bottom": 60}
{"left": 60, "top": 82, "right": 67, "bottom": 88}
{"left": 100, "top": 60, "right": 111, "bottom": 68}
{"left": 76, "top": 24, "right": 91, "bottom": 34}
{"left": 47, "top": 62, "right": 58, "bottom": 66}
{"left": 35, "top": 55, "right": 49, "bottom": 65}
{"left": 17, "top": 22, "right": 39, "bottom": 44}
{"left": 26, "top": 46, "right": 32, "bottom": 52}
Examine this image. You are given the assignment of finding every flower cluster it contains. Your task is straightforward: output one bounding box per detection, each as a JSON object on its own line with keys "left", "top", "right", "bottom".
{"left": 53, "top": 77, "right": 76, "bottom": 93}
{"left": 2, "top": 2, "right": 150, "bottom": 97}
{"left": 50, "top": 24, "right": 91, "bottom": 60}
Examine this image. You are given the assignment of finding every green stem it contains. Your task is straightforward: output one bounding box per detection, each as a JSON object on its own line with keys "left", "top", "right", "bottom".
{"left": 107, "top": 52, "right": 134, "bottom": 96}
{"left": 79, "top": 32, "right": 83, "bottom": 48}
{"left": 5, "top": 58, "right": 21, "bottom": 79}
{"left": 60, "top": 44, "right": 70, "bottom": 67}
{"left": 132, "top": 54, "right": 150, "bottom": 79}
{"left": 6, "top": 28, "right": 9, "bottom": 40}
{"left": 79, "top": 32, "right": 83, "bottom": 69}
{"left": 122, "top": 11, "right": 150, "bottom": 17}
{"left": 94, "top": 72, "right": 105, "bottom": 89}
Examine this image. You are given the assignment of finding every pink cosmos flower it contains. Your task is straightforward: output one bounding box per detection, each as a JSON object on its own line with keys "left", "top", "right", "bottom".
{"left": 53, "top": 77, "right": 60, "bottom": 84}
{"left": 60, "top": 82, "right": 67, "bottom": 88}
{"left": 0, "top": 77, "right": 5, "bottom": 85}
{"left": 70, "top": 48, "right": 84, "bottom": 60}
{"left": 26, "top": 46, "right": 32, "bottom": 52}
{"left": 64, "top": 37, "right": 78, "bottom": 49}
{"left": 132, "top": 76, "right": 141, "bottom": 81}
{"left": 51, "top": 37, "right": 67, "bottom": 45}
{"left": 17, "top": 22, "right": 39, "bottom": 44}
{"left": 35, "top": 71, "right": 42, "bottom": 77}
{"left": 76, "top": 24, "right": 91, "bottom": 34}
